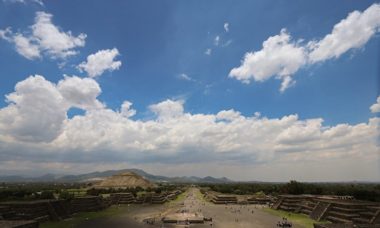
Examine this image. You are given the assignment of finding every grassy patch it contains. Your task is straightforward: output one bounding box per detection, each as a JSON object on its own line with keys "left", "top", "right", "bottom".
{"left": 194, "top": 189, "right": 207, "bottom": 203}
{"left": 165, "top": 191, "right": 186, "bottom": 207}
{"left": 262, "top": 208, "right": 329, "bottom": 228}
{"left": 40, "top": 205, "right": 133, "bottom": 228}
{"left": 66, "top": 188, "right": 87, "bottom": 197}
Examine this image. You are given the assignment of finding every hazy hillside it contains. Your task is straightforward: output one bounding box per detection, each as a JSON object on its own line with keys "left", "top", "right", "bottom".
{"left": 0, "top": 168, "right": 233, "bottom": 184}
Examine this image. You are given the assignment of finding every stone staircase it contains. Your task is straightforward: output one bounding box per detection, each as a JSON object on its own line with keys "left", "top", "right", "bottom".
{"left": 320, "top": 201, "right": 380, "bottom": 225}
{"left": 272, "top": 198, "right": 283, "bottom": 209}
{"left": 276, "top": 195, "right": 312, "bottom": 212}
{"left": 310, "top": 202, "right": 330, "bottom": 221}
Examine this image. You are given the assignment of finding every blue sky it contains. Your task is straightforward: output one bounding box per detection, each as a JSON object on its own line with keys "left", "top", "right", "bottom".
{"left": 0, "top": 0, "right": 379, "bottom": 181}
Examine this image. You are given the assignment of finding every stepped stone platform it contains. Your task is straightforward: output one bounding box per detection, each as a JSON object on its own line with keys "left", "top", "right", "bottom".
{"left": 212, "top": 194, "right": 238, "bottom": 204}
{"left": 204, "top": 191, "right": 275, "bottom": 205}
{"left": 0, "top": 220, "right": 39, "bottom": 228}
{"left": 110, "top": 193, "right": 135, "bottom": 204}
{"left": 273, "top": 195, "right": 380, "bottom": 225}
{"left": 133, "top": 192, "right": 168, "bottom": 204}
{"left": 110, "top": 190, "right": 181, "bottom": 205}
{"left": 70, "top": 196, "right": 107, "bottom": 213}
{"left": 164, "top": 190, "right": 182, "bottom": 201}
{"left": 162, "top": 211, "right": 204, "bottom": 224}
{"left": 151, "top": 193, "right": 167, "bottom": 204}
{"left": 0, "top": 199, "right": 70, "bottom": 222}
{"left": 247, "top": 196, "right": 272, "bottom": 205}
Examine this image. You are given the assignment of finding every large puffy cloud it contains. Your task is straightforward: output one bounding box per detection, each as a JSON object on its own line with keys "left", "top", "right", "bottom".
{"left": 0, "top": 76, "right": 379, "bottom": 180}
{"left": 149, "top": 99, "right": 184, "bottom": 121}
{"left": 57, "top": 76, "right": 104, "bottom": 110}
{"left": 0, "top": 11, "right": 86, "bottom": 60}
{"left": 230, "top": 3, "right": 380, "bottom": 92}
{"left": 229, "top": 29, "right": 306, "bottom": 92}
{"left": 370, "top": 96, "right": 380, "bottom": 113}
{"left": 6, "top": 102, "right": 379, "bottom": 166}
{"left": 0, "top": 75, "right": 66, "bottom": 142}
{"left": 0, "top": 75, "right": 103, "bottom": 142}
{"left": 77, "top": 48, "right": 122, "bottom": 77}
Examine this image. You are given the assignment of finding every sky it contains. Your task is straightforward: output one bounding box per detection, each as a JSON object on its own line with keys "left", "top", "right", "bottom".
{"left": 0, "top": 0, "right": 379, "bottom": 182}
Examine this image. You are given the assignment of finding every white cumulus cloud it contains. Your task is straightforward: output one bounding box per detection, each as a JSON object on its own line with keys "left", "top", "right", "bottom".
{"left": 32, "top": 12, "right": 86, "bottom": 59}
{"left": 0, "top": 75, "right": 66, "bottom": 142}
{"left": 57, "top": 76, "right": 104, "bottom": 110}
{"left": 308, "top": 3, "right": 380, "bottom": 63}
{"left": 0, "top": 11, "right": 86, "bottom": 60}
{"left": 78, "top": 48, "right": 122, "bottom": 77}
{"left": 0, "top": 75, "right": 104, "bottom": 143}
{"left": 120, "top": 101, "right": 136, "bottom": 118}
{"left": 0, "top": 76, "right": 379, "bottom": 181}
{"left": 149, "top": 99, "right": 184, "bottom": 121}
{"left": 370, "top": 96, "right": 380, "bottom": 113}
{"left": 229, "top": 29, "right": 306, "bottom": 92}
{"left": 0, "top": 76, "right": 378, "bottom": 164}
{"left": 230, "top": 3, "right": 380, "bottom": 92}
{"left": 0, "top": 28, "right": 41, "bottom": 60}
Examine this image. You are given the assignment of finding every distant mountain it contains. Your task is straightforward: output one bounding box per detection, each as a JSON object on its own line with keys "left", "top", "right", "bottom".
{"left": 0, "top": 168, "right": 233, "bottom": 184}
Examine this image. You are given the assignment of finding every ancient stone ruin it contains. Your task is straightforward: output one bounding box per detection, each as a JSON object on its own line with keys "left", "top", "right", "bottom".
{"left": 0, "top": 200, "right": 70, "bottom": 222}
{"left": 95, "top": 171, "right": 155, "bottom": 189}
{"left": 110, "top": 192, "right": 135, "bottom": 204}
{"left": 273, "top": 195, "right": 380, "bottom": 225}
{"left": 110, "top": 190, "right": 182, "bottom": 205}
{"left": 211, "top": 194, "right": 238, "bottom": 204}
{"left": 69, "top": 196, "right": 107, "bottom": 213}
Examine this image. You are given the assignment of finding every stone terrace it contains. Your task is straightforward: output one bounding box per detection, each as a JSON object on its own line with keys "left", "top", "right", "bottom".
{"left": 205, "top": 191, "right": 274, "bottom": 205}
{"left": 110, "top": 193, "right": 135, "bottom": 204}
{"left": 273, "top": 195, "right": 380, "bottom": 225}
{"left": 69, "top": 196, "right": 108, "bottom": 213}
{"left": 0, "top": 199, "right": 70, "bottom": 222}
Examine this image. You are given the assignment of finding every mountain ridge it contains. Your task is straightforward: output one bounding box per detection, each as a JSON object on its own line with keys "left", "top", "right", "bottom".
{"left": 0, "top": 168, "right": 234, "bottom": 184}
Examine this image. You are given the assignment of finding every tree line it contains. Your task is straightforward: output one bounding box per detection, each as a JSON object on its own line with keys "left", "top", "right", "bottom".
{"left": 200, "top": 180, "right": 380, "bottom": 202}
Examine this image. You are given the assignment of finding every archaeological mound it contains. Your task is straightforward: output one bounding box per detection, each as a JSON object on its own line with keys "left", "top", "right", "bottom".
{"left": 95, "top": 171, "right": 155, "bottom": 189}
